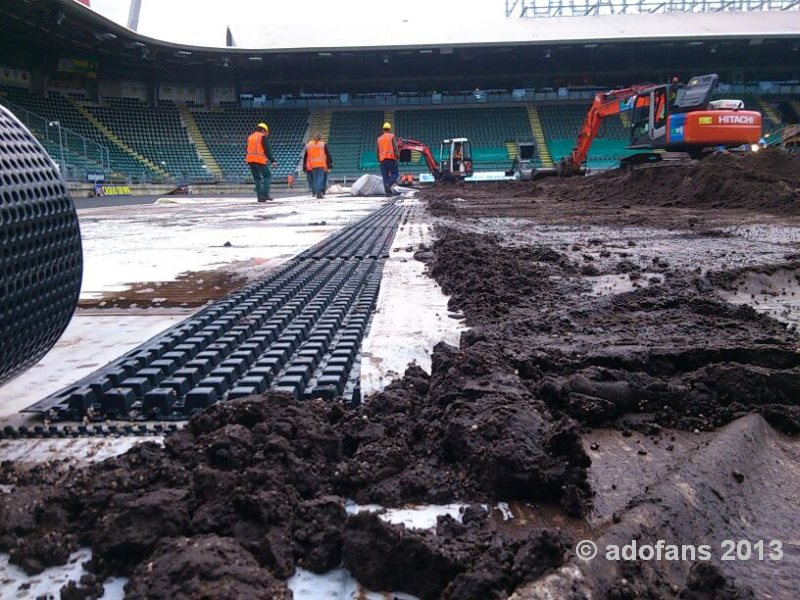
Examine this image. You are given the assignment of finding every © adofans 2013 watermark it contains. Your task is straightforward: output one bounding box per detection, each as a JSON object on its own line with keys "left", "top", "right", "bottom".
{"left": 575, "top": 539, "right": 784, "bottom": 562}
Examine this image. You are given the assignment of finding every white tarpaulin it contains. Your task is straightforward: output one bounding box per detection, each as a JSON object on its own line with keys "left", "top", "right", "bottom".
{"left": 350, "top": 174, "right": 386, "bottom": 197}
{"left": 350, "top": 175, "right": 415, "bottom": 197}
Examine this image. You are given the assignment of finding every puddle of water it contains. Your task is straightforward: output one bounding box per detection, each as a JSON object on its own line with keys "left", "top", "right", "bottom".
{"left": 716, "top": 268, "right": 800, "bottom": 327}
{"left": 0, "top": 549, "right": 126, "bottom": 600}
{"left": 288, "top": 568, "right": 418, "bottom": 600}
{"left": 585, "top": 272, "right": 661, "bottom": 297}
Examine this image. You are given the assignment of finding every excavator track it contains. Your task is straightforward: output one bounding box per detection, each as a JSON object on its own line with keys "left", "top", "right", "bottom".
{"left": 620, "top": 151, "right": 697, "bottom": 171}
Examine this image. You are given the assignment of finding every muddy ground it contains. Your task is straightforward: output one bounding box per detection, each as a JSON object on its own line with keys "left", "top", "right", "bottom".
{"left": 2, "top": 151, "right": 800, "bottom": 599}
{"left": 78, "top": 269, "right": 248, "bottom": 310}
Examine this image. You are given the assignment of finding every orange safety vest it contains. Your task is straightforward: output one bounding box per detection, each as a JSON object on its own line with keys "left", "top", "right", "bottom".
{"left": 246, "top": 131, "right": 267, "bottom": 164}
{"left": 307, "top": 140, "right": 327, "bottom": 169}
{"left": 377, "top": 132, "right": 396, "bottom": 161}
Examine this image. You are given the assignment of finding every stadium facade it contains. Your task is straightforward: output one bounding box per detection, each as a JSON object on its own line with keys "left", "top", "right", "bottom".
{"left": 0, "top": 0, "right": 798, "bottom": 183}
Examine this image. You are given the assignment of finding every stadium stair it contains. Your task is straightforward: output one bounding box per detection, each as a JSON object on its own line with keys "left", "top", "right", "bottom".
{"left": 383, "top": 109, "right": 395, "bottom": 130}
{"left": 0, "top": 97, "right": 108, "bottom": 178}
{"left": 505, "top": 140, "right": 518, "bottom": 160}
{"left": 71, "top": 99, "right": 169, "bottom": 180}
{"left": 178, "top": 106, "right": 223, "bottom": 180}
{"left": 757, "top": 98, "right": 781, "bottom": 126}
{"left": 308, "top": 110, "right": 332, "bottom": 141}
{"left": 327, "top": 110, "right": 383, "bottom": 178}
{"left": 526, "top": 105, "right": 554, "bottom": 168}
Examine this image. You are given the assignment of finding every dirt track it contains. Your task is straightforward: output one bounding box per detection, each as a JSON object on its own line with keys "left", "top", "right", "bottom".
{"left": 1, "top": 151, "right": 800, "bottom": 599}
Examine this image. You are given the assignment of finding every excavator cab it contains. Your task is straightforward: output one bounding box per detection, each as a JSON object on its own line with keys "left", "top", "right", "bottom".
{"left": 395, "top": 136, "right": 472, "bottom": 182}
{"left": 440, "top": 138, "right": 473, "bottom": 181}
{"left": 629, "top": 74, "right": 724, "bottom": 152}
{"left": 629, "top": 85, "right": 672, "bottom": 148}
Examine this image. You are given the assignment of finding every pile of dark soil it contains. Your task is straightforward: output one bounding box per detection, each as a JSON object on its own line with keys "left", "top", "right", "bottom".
{"left": 424, "top": 228, "right": 800, "bottom": 436}
{"left": 0, "top": 386, "right": 585, "bottom": 599}
{"left": 428, "top": 197, "right": 460, "bottom": 217}
{"left": 422, "top": 230, "right": 579, "bottom": 324}
{"left": 343, "top": 508, "right": 570, "bottom": 599}
{"left": 421, "top": 149, "right": 800, "bottom": 228}
{"left": 545, "top": 149, "right": 800, "bottom": 214}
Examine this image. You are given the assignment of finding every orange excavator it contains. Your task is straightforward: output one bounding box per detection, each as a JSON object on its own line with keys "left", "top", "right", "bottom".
{"left": 559, "top": 73, "right": 762, "bottom": 176}
{"left": 397, "top": 137, "right": 473, "bottom": 181}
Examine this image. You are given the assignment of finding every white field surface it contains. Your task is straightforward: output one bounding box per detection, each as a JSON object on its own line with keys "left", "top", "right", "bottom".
{"left": 78, "top": 194, "right": 385, "bottom": 298}
{"left": 360, "top": 197, "right": 465, "bottom": 395}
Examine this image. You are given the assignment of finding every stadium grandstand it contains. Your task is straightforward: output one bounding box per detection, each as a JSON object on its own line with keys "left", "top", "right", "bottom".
{"left": 0, "top": 0, "right": 798, "bottom": 186}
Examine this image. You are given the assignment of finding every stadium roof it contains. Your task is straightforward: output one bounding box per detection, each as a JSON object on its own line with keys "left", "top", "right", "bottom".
{"left": 1, "top": 0, "right": 797, "bottom": 59}
{"left": 1, "top": 0, "right": 798, "bottom": 92}
{"left": 226, "top": 11, "right": 800, "bottom": 51}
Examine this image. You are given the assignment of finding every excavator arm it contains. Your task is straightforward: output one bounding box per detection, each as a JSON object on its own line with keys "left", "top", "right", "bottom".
{"left": 397, "top": 138, "right": 441, "bottom": 180}
{"left": 560, "top": 84, "right": 653, "bottom": 176}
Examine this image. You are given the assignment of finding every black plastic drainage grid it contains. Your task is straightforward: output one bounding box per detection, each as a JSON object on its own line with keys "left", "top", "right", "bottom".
{"left": 17, "top": 202, "right": 405, "bottom": 432}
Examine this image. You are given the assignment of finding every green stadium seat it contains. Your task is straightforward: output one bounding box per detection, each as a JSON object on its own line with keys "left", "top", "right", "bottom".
{"left": 191, "top": 107, "right": 309, "bottom": 181}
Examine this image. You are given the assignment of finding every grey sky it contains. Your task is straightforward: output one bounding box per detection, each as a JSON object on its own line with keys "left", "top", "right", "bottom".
{"left": 88, "top": 0, "right": 504, "bottom": 47}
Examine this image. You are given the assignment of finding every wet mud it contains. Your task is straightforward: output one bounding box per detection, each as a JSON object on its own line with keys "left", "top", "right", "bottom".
{"left": 2, "top": 152, "right": 800, "bottom": 598}
{"left": 78, "top": 270, "right": 248, "bottom": 310}
{"left": 421, "top": 226, "right": 800, "bottom": 432}
{"left": 343, "top": 509, "right": 569, "bottom": 600}
{"left": 417, "top": 152, "right": 800, "bottom": 598}
{"left": 0, "top": 393, "right": 580, "bottom": 599}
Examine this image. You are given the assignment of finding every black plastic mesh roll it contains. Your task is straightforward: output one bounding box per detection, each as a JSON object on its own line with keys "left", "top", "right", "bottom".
{"left": 0, "top": 103, "right": 83, "bottom": 386}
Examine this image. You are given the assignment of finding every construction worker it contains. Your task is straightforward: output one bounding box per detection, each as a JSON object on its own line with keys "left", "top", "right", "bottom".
{"left": 245, "top": 123, "right": 277, "bottom": 202}
{"left": 322, "top": 148, "right": 333, "bottom": 197}
{"left": 305, "top": 133, "right": 332, "bottom": 199}
{"left": 453, "top": 142, "right": 463, "bottom": 172}
{"left": 377, "top": 122, "right": 400, "bottom": 196}
{"left": 303, "top": 145, "right": 313, "bottom": 192}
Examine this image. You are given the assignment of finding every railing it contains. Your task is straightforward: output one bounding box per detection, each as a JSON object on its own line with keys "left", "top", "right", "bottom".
{"left": 506, "top": 0, "right": 800, "bottom": 18}
{"left": 0, "top": 98, "right": 112, "bottom": 181}
{"left": 234, "top": 83, "right": 800, "bottom": 110}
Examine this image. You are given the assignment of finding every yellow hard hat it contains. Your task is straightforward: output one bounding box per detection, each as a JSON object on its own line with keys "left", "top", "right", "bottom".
{"left": 257, "top": 122, "right": 269, "bottom": 132}
{"left": 382, "top": 122, "right": 391, "bottom": 130}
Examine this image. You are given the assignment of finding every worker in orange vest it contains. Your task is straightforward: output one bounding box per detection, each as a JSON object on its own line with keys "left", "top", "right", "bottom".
{"left": 304, "top": 133, "right": 332, "bottom": 199}
{"left": 303, "top": 144, "right": 313, "bottom": 191}
{"left": 377, "top": 122, "right": 400, "bottom": 196}
{"left": 322, "top": 147, "right": 333, "bottom": 198}
{"left": 245, "top": 123, "right": 276, "bottom": 202}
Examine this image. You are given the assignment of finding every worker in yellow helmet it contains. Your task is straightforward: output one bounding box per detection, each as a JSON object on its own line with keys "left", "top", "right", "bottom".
{"left": 245, "top": 122, "right": 277, "bottom": 202}
{"left": 376, "top": 122, "right": 400, "bottom": 196}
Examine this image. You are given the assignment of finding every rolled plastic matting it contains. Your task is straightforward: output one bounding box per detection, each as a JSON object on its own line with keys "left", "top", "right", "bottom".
{"left": 0, "top": 103, "right": 83, "bottom": 386}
